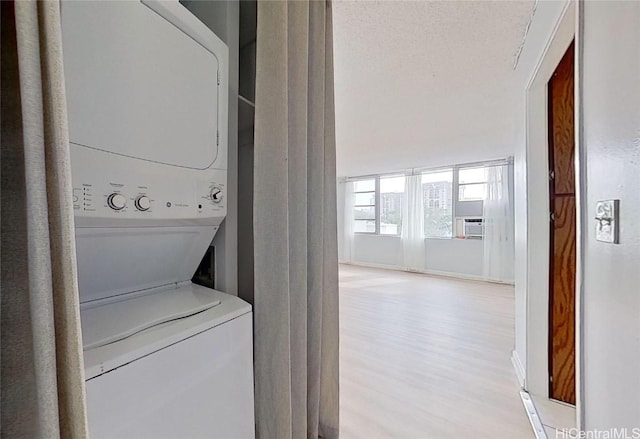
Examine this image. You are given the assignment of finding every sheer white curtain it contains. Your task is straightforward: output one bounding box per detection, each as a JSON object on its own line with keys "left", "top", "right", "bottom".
{"left": 482, "top": 164, "right": 514, "bottom": 282}
{"left": 402, "top": 174, "right": 425, "bottom": 272}
{"left": 343, "top": 181, "right": 355, "bottom": 263}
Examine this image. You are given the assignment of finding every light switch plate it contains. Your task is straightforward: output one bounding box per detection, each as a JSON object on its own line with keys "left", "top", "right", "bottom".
{"left": 595, "top": 199, "right": 619, "bottom": 244}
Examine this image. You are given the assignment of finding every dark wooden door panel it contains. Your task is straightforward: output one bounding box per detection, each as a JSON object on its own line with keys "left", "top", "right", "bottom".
{"left": 548, "top": 40, "right": 576, "bottom": 405}
{"left": 549, "top": 40, "right": 575, "bottom": 196}
{"left": 550, "top": 196, "right": 576, "bottom": 404}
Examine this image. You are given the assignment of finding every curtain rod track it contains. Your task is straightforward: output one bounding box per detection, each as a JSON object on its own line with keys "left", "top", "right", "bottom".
{"left": 342, "top": 157, "right": 513, "bottom": 182}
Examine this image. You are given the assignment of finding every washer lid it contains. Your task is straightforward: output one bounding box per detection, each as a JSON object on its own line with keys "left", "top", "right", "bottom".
{"left": 82, "top": 288, "right": 221, "bottom": 351}
{"left": 82, "top": 283, "right": 251, "bottom": 380}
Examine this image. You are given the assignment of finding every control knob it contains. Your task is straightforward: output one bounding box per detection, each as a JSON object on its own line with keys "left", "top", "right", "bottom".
{"left": 135, "top": 195, "right": 151, "bottom": 211}
{"left": 107, "top": 193, "right": 127, "bottom": 210}
{"left": 210, "top": 186, "right": 223, "bottom": 204}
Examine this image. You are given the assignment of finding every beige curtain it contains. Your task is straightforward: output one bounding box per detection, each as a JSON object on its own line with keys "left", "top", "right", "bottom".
{"left": 1, "top": 1, "right": 88, "bottom": 437}
{"left": 253, "top": 0, "right": 340, "bottom": 438}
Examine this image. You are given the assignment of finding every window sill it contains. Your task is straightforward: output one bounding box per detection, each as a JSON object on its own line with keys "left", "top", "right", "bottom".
{"left": 352, "top": 234, "right": 483, "bottom": 241}
{"left": 425, "top": 236, "right": 484, "bottom": 241}
{"left": 353, "top": 233, "right": 401, "bottom": 238}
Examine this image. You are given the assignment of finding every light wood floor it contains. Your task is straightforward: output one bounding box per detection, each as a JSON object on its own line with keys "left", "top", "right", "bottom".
{"left": 339, "top": 265, "right": 534, "bottom": 439}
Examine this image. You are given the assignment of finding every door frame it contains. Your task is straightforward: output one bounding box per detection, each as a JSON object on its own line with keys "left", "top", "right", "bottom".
{"left": 523, "top": 0, "right": 583, "bottom": 428}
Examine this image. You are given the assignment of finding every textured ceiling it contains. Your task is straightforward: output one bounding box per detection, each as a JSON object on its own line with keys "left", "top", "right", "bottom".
{"left": 333, "top": 0, "right": 535, "bottom": 177}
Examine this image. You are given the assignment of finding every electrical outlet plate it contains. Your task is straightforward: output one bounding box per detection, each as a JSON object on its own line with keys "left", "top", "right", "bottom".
{"left": 595, "top": 199, "right": 619, "bottom": 244}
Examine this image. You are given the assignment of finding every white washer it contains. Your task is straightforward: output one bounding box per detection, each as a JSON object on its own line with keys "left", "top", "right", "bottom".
{"left": 82, "top": 285, "right": 254, "bottom": 438}
{"left": 60, "top": 1, "right": 255, "bottom": 437}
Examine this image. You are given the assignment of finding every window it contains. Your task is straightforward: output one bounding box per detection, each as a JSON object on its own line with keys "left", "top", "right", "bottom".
{"left": 347, "top": 160, "right": 508, "bottom": 240}
{"left": 380, "top": 176, "right": 405, "bottom": 235}
{"left": 422, "top": 170, "right": 453, "bottom": 238}
{"left": 353, "top": 179, "right": 376, "bottom": 233}
{"left": 458, "top": 167, "right": 488, "bottom": 201}
{"left": 352, "top": 176, "right": 405, "bottom": 235}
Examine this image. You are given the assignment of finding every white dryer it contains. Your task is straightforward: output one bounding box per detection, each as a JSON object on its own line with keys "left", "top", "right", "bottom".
{"left": 60, "top": 1, "right": 254, "bottom": 437}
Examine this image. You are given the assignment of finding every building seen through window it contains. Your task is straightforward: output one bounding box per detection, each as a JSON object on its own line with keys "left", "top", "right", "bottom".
{"left": 422, "top": 170, "right": 453, "bottom": 238}
{"left": 380, "top": 176, "right": 405, "bottom": 235}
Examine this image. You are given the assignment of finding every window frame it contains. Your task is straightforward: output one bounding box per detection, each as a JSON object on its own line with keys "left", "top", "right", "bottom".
{"left": 352, "top": 175, "right": 405, "bottom": 236}
{"left": 352, "top": 178, "right": 378, "bottom": 234}
{"left": 348, "top": 159, "right": 508, "bottom": 240}
{"left": 456, "top": 164, "right": 502, "bottom": 202}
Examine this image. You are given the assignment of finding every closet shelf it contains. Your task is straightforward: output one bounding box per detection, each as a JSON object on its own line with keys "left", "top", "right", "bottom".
{"left": 239, "top": 94, "right": 255, "bottom": 107}
{"left": 238, "top": 95, "right": 255, "bottom": 132}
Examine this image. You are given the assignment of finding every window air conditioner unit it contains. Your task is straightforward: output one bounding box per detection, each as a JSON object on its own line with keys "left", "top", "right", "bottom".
{"left": 455, "top": 217, "right": 484, "bottom": 239}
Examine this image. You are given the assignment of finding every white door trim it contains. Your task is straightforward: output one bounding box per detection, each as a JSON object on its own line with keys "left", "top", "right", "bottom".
{"left": 523, "top": 0, "right": 581, "bottom": 429}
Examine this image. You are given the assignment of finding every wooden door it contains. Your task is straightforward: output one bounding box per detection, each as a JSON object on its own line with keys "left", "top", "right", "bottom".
{"left": 548, "top": 40, "right": 576, "bottom": 405}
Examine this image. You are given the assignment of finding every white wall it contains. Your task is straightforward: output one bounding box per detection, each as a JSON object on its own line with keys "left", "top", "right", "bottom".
{"left": 352, "top": 235, "right": 402, "bottom": 268}
{"left": 348, "top": 234, "right": 484, "bottom": 279}
{"left": 580, "top": 1, "right": 640, "bottom": 429}
{"left": 426, "top": 238, "right": 484, "bottom": 277}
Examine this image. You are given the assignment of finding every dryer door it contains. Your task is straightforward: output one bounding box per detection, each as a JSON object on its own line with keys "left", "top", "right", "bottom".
{"left": 61, "top": 0, "right": 220, "bottom": 169}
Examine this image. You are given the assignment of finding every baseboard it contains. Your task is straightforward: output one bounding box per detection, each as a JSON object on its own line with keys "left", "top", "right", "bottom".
{"left": 421, "top": 268, "right": 486, "bottom": 282}
{"left": 512, "top": 350, "right": 526, "bottom": 389}
{"left": 520, "top": 391, "right": 548, "bottom": 439}
{"left": 530, "top": 393, "right": 577, "bottom": 431}
{"left": 341, "top": 261, "right": 493, "bottom": 283}
{"left": 485, "top": 278, "right": 516, "bottom": 286}
{"left": 339, "top": 261, "right": 399, "bottom": 271}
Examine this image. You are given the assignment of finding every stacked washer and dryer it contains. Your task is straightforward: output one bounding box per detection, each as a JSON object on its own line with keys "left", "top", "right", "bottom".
{"left": 60, "top": 1, "right": 254, "bottom": 437}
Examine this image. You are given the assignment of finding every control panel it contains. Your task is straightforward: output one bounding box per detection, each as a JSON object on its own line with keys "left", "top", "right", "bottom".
{"left": 73, "top": 179, "right": 225, "bottom": 218}
{"left": 70, "top": 145, "right": 226, "bottom": 226}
